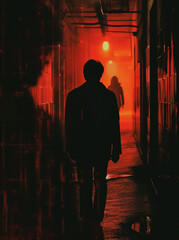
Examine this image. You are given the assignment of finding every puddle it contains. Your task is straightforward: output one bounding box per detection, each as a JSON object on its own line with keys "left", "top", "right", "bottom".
{"left": 130, "top": 215, "right": 152, "bottom": 235}
{"left": 106, "top": 173, "right": 133, "bottom": 180}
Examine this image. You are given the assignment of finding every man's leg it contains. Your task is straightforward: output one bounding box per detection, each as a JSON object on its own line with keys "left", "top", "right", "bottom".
{"left": 77, "top": 162, "right": 93, "bottom": 221}
{"left": 93, "top": 161, "right": 108, "bottom": 222}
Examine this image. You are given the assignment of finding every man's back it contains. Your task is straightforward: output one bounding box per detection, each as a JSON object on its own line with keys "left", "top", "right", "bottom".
{"left": 65, "top": 82, "right": 121, "bottom": 163}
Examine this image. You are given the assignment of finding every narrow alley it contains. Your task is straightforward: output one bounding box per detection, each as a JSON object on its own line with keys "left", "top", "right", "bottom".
{"left": 0, "top": 0, "right": 179, "bottom": 240}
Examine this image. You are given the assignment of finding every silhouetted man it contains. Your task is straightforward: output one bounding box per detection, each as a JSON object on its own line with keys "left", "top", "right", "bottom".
{"left": 108, "top": 76, "right": 124, "bottom": 111}
{"left": 65, "top": 59, "right": 122, "bottom": 225}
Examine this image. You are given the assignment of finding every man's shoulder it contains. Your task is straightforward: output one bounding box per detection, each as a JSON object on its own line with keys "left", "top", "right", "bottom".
{"left": 67, "top": 84, "right": 85, "bottom": 98}
{"left": 105, "top": 87, "right": 116, "bottom": 99}
{"left": 99, "top": 82, "right": 114, "bottom": 96}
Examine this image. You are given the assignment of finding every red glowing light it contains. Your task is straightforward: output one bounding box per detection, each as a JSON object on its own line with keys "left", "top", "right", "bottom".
{"left": 103, "top": 41, "right": 109, "bottom": 51}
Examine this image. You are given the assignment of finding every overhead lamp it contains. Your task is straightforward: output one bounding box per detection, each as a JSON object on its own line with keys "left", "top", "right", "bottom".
{"left": 103, "top": 41, "right": 109, "bottom": 51}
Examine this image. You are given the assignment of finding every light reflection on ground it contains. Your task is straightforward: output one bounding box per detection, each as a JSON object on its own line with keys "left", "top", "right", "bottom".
{"left": 106, "top": 173, "right": 134, "bottom": 180}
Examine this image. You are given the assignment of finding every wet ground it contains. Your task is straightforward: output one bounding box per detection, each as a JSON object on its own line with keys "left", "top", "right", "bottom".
{"left": 65, "top": 129, "right": 179, "bottom": 240}
{"left": 1, "top": 126, "right": 179, "bottom": 239}
{"left": 101, "top": 130, "right": 155, "bottom": 239}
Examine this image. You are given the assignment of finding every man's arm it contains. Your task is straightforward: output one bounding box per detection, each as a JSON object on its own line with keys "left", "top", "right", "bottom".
{"left": 65, "top": 91, "right": 81, "bottom": 161}
{"left": 121, "top": 87, "right": 124, "bottom": 107}
{"left": 111, "top": 93, "right": 122, "bottom": 163}
{"left": 65, "top": 93, "right": 71, "bottom": 154}
{"left": 65, "top": 92, "right": 76, "bottom": 160}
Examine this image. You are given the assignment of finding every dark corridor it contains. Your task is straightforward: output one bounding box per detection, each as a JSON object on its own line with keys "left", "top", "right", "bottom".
{"left": 0, "top": 0, "right": 179, "bottom": 239}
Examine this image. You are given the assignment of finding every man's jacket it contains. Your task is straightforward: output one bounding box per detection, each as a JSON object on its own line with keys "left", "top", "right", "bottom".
{"left": 65, "top": 82, "right": 121, "bottom": 163}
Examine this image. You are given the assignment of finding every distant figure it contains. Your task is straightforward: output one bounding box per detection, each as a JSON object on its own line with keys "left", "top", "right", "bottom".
{"left": 108, "top": 76, "right": 124, "bottom": 110}
{"left": 65, "top": 59, "right": 122, "bottom": 227}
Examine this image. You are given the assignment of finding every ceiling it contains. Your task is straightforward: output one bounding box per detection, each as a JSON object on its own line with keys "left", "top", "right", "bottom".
{"left": 67, "top": 0, "right": 140, "bottom": 35}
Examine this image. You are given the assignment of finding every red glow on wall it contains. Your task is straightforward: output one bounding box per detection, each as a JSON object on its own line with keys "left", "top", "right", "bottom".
{"left": 76, "top": 28, "right": 134, "bottom": 130}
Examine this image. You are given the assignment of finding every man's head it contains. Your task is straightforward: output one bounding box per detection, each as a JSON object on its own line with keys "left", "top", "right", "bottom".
{"left": 83, "top": 59, "right": 104, "bottom": 83}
